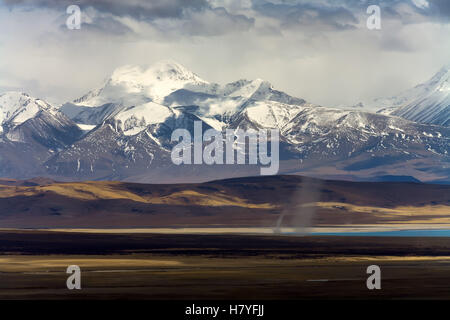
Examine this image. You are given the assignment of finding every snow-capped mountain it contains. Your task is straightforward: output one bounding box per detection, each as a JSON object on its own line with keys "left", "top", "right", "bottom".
{"left": 366, "top": 65, "right": 450, "bottom": 127}
{"left": 164, "top": 77, "right": 307, "bottom": 120}
{"left": 234, "top": 100, "right": 448, "bottom": 167}
{"left": 0, "top": 92, "right": 83, "bottom": 178}
{"left": 0, "top": 92, "right": 81, "bottom": 145}
{"left": 0, "top": 92, "right": 55, "bottom": 134}
{"left": 73, "top": 60, "right": 211, "bottom": 108}
{"left": 390, "top": 65, "right": 450, "bottom": 127}
{"left": 62, "top": 60, "right": 307, "bottom": 135}
{"left": 1, "top": 61, "right": 449, "bottom": 183}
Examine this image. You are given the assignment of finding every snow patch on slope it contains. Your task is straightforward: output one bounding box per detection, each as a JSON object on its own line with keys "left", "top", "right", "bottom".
{"left": 113, "top": 102, "right": 174, "bottom": 136}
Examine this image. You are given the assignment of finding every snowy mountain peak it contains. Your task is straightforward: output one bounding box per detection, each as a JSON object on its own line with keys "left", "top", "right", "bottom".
{"left": 389, "top": 64, "right": 450, "bottom": 127}
{"left": 110, "top": 60, "right": 206, "bottom": 85}
{"left": 69, "top": 61, "right": 306, "bottom": 131}
{"left": 75, "top": 60, "right": 209, "bottom": 107}
{"left": 149, "top": 60, "right": 206, "bottom": 82}
{"left": 440, "top": 63, "right": 450, "bottom": 72}
{"left": 0, "top": 92, "right": 54, "bottom": 132}
{"left": 433, "top": 66, "right": 450, "bottom": 92}
{"left": 226, "top": 78, "right": 272, "bottom": 98}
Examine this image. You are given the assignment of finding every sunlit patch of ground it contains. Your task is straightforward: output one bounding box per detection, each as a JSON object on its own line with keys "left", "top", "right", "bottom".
{"left": 0, "top": 256, "right": 183, "bottom": 272}
{"left": 315, "top": 202, "right": 450, "bottom": 224}
{"left": 0, "top": 178, "right": 448, "bottom": 228}
{"left": 0, "top": 183, "right": 274, "bottom": 208}
{"left": 18, "top": 223, "right": 449, "bottom": 235}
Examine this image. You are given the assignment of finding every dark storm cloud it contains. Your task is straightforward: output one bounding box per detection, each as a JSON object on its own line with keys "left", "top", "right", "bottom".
{"left": 351, "top": 0, "right": 450, "bottom": 22}
{"left": 2, "top": 0, "right": 255, "bottom": 36}
{"left": 428, "top": 0, "right": 450, "bottom": 20}
{"left": 3, "top": 0, "right": 449, "bottom": 36}
{"left": 251, "top": 0, "right": 359, "bottom": 31}
{"left": 181, "top": 7, "right": 254, "bottom": 36}
{"left": 2, "top": 0, "right": 208, "bottom": 20}
{"left": 250, "top": 0, "right": 450, "bottom": 29}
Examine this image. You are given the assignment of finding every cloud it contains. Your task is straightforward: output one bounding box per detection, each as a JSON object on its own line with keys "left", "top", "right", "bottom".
{"left": 252, "top": 0, "right": 359, "bottom": 32}
{"left": 248, "top": 0, "right": 450, "bottom": 29}
{"left": 412, "top": 0, "right": 429, "bottom": 9}
{"left": 180, "top": 7, "right": 254, "bottom": 36}
{"left": 2, "top": 0, "right": 255, "bottom": 37}
{"left": 352, "top": 0, "right": 450, "bottom": 23}
{"left": 68, "top": 13, "right": 135, "bottom": 36}
{"left": 2, "top": 0, "right": 209, "bottom": 20}
{"left": 0, "top": 0, "right": 449, "bottom": 107}
{"left": 428, "top": 0, "right": 450, "bottom": 20}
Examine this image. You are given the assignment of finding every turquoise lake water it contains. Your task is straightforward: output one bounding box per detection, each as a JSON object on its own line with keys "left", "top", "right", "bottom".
{"left": 310, "top": 229, "right": 450, "bottom": 237}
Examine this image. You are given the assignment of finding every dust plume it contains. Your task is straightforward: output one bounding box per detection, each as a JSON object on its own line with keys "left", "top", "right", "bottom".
{"left": 274, "top": 177, "right": 323, "bottom": 235}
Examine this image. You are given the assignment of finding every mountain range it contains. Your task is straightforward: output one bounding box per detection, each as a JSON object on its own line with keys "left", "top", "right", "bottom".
{"left": 0, "top": 60, "right": 449, "bottom": 183}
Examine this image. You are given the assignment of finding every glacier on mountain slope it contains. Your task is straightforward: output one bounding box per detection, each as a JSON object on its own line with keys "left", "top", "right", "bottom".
{"left": 113, "top": 102, "right": 175, "bottom": 136}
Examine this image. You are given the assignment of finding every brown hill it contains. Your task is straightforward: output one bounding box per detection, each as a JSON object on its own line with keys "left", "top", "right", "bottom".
{"left": 0, "top": 175, "right": 448, "bottom": 228}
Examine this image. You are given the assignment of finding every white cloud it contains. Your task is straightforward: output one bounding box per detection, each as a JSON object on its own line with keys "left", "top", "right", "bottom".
{"left": 0, "top": 0, "right": 449, "bottom": 107}
{"left": 411, "top": 0, "right": 429, "bottom": 9}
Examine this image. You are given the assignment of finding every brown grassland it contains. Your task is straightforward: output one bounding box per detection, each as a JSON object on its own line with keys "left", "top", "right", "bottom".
{"left": 0, "top": 176, "right": 449, "bottom": 299}
{"left": 1, "top": 230, "right": 450, "bottom": 299}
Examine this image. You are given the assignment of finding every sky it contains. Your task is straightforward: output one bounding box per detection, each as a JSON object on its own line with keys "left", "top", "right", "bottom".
{"left": 0, "top": 0, "right": 450, "bottom": 106}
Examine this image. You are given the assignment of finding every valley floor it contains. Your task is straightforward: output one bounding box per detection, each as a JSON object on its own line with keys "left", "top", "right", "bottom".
{"left": 0, "top": 230, "right": 449, "bottom": 299}
{"left": 20, "top": 223, "right": 450, "bottom": 235}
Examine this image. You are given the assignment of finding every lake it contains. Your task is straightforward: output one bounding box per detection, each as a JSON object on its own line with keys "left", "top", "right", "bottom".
{"left": 310, "top": 229, "right": 450, "bottom": 237}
